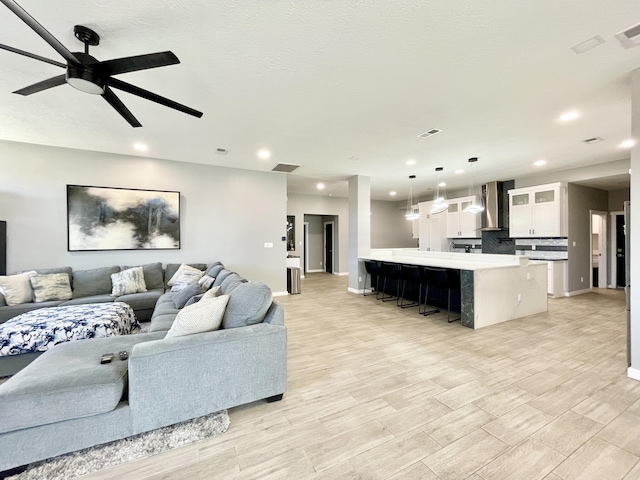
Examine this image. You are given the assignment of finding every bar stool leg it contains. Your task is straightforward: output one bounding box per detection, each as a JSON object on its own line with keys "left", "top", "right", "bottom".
{"left": 447, "top": 289, "right": 460, "bottom": 323}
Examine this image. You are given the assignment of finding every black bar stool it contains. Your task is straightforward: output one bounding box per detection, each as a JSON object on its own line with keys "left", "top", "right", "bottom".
{"left": 420, "top": 266, "right": 447, "bottom": 316}
{"left": 398, "top": 264, "right": 420, "bottom": 309}
{"left": 445, "top": 269, "right": 461, "bottom": 323}
{"left": 362, "top": 260, "right": 381, "bottom": 296}
{"left": 379, "top": 262, "right": 401, "bottom": 302}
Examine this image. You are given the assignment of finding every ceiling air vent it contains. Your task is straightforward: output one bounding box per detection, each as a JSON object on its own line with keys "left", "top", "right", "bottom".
{"left": 417, "top": 128, "right": 442, "bottom": 139}
{"left": 214, "top": 148, "right": 228, "bottom": 155}
{"left": 616, "top": 22, "right": 640, "bottom": 49}
{"left": 583, "top": 137, "right": 604, "bottom": 144}
{"left": 271, "top": 163, "right": 300, "bottom": 173}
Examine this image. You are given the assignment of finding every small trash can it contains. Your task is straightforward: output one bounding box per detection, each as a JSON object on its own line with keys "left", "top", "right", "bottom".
{"left": 287, "top": 267, "right": 301, "bottom": 294}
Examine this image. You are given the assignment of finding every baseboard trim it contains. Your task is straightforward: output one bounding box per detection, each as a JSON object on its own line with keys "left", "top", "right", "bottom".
{"left": 628, "top": 367, "right": 640, "bottom": 381}
{"left": 307, "top": 269, "right": 324, "bottom": 273}
{"left": 564, "top": 289, "right": 591, "bottom": 297}
{"left": 272, "top": 291, "right": 289, "bottom": 297}
{"left": 348, "top": 287, "right": 364, "bottom": 294}
{"left": 335, "top": 272, "right": 349, "bottom": 276}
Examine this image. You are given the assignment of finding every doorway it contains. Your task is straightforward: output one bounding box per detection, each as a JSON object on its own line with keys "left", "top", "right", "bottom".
{"left": 610, "top": 212, "right": 626, "bottom": 288}
{"left": 324, "top": 221, "right": 335, "bottom": 274}
{"left": 590, "top": 211, "right": 608, "bottom": 289}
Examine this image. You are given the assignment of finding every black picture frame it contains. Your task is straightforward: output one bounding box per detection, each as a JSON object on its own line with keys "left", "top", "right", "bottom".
{"left": 67, "top": 185, "right": 180, "bottom": 251}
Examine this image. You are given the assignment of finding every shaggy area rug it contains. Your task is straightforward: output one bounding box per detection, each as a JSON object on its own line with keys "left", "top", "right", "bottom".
{"left": 7, "top": 410, "right": 230, "bottom": 480}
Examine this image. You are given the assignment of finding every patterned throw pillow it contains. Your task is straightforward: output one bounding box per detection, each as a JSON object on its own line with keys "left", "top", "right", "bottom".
{"left": 0, "top": 271, "right": 36, "bottom": 306}
{"left": 165, "top": 294, "right": 230, "bottom": 338}
{"left": 198, "top": 274, "right": 215, "bottom": 290}
{"left": 29, "top": 273, "right": 73, "bottom": 303}
{"left": 170, "top": 269, "right": 205, "bottom": 292}
{"left": 167, "top": 264, "right": 201, "bottom": 287}
{"left": 111, "top": 267, "right": 147, "bottom": 297}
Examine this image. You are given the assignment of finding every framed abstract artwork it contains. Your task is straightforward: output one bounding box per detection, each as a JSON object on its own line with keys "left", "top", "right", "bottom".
{"left": 67, "top": 185, "right": 180, "bottom": 251}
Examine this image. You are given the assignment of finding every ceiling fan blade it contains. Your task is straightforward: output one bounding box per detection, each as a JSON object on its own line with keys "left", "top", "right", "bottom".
{"left": 13, "top": 73, "right": 66, "bottom": 95}
{"left": 103, "top": 86, "right": 142, "bottom": 127}
{"left": 0, "top": 0, "right": 80, "bottom": 65}
{"left": 0, "top": 43, "right": 66, "bottom": 68}
{"left": 108, "top": 78, "right": 203, "bottom": 118}
{"left": 97, "top": 51, "right": 179, "bottom": 76}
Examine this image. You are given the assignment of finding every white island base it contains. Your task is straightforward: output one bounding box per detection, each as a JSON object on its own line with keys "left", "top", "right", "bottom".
{"left": 359, "top": 249, "right": 548, "bottom": 329}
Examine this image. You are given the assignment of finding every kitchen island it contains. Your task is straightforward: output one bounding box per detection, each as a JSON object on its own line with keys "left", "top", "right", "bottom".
{"left": 359, "top": 249, "right": 547, "bottom": 329}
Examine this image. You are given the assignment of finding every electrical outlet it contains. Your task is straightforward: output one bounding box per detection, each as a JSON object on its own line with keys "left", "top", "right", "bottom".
{"left": 264, "top": 242, "right": 273, "bottom": 248}
{"left": 581, "top": 276, "right": 584, "bottom": 282}
{"left": 531, "top": 245, "right": 536, "bottom": 251}
{"left": 358, "top": 277, "right": 362, "bottom": 282}
{"left": 320, "top": 262, "right": 323, "bottom": 266}
{"left": 517, "top": 293, "right": 522, "bottom": 301}
{"left": 527, "top": 272, "right": 531, "bottom": 280}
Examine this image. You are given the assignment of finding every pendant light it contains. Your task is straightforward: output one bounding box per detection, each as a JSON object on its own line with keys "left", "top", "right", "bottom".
{"left": 405, "top": 175, "right": 420, "bottom": 221}
{"left": 463, "top": 157, "right": 485, "bottom": 214}
{"left": 430, "top": 167, "right": 448, "bottom": 214}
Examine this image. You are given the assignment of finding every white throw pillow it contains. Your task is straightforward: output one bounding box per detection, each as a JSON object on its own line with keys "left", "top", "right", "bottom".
{"left": 165, "top": 294, "right": 230, "bottom": 338}
{"left": 0, "top": 271, "right": 36, "bottom": 306}
{"left": 111, "top": 266, "right": 147, "bottom": 297}
{"left": 167, "top": 264, "right": 201, "bottom": 287}
{"left": 170, "top": 270, "right": 205, "bottom": 292}
{"left": 198, "top": 274, "right": 215, "bottom": 290}
{"left": 29, "top": 273, "right": 73, "bottom": 303}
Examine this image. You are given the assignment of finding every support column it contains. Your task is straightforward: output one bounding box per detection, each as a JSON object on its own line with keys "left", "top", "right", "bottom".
{"left": 348, "top": 175, "right": 371, "bottom": 293}
{"left": 630, "top": 68, "right": 640, "bottom": 380}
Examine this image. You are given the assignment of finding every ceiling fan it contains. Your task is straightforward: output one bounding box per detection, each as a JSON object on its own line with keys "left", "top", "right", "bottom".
{"left": 0, "top": 0, "right": 203, "bottom": 127}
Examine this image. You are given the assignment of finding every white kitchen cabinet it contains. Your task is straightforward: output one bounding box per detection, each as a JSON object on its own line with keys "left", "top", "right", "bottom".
{"left": 446, "top": 195, "right": 482, "bottom": 238}
{"left": 411, "top": 205, "right": 419, "bottom": 239}
{"left": 418, "top": 201, "right": 449, "bottom": 251}
{"left": 508, "top": 183, "right": 567, "bottom": 237}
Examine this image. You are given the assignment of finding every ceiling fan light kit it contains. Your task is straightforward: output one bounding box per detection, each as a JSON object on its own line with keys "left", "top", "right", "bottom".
{"left": 0, "top": 0, "right": 203, "bottom": 127}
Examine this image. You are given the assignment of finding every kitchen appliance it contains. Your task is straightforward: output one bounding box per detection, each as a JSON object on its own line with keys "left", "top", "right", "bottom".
{"left": 481, "top": 180, "right": 514, "bottom": 231}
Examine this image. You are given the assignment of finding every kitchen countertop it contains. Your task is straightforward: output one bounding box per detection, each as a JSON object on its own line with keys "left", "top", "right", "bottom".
{"left": 360, "top": 249, "right": 543, "bottom": 272}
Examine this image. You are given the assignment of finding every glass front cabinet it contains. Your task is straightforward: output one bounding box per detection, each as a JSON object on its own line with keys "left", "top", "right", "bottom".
{"left": 508, "top": 183, "right": 567, "bottom": 238}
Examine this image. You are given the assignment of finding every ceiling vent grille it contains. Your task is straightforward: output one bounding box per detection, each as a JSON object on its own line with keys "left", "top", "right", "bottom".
{"left": 616, "top": 22, "right": 640, "bottom": 49}
{"left": 271, "top": 163, "right": 300, "bottom": 173}
{"left": 214, "top": 148, "right": 228, "bottom": 155}
{"left": 583, "top": 137, "right": 604, "bottom": 144}
{"left": 417, "top": 128, "right": 442, "bottom": 138}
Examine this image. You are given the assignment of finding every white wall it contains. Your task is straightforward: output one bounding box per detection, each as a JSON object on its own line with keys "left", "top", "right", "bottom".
{"left": 370, "top": 200, "right": 416, "bottom": 248}
{"left": 0, "top": 140, "right": 287, "bottom": 292}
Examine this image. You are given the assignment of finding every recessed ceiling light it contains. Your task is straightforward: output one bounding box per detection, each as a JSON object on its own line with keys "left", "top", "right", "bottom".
{"left": 534, "top": 159, "right": 547, "bottom": 167}
{"left": 454, "top": 169, "right": 464, "bottom": 174}
{"left": 438, "top": 182, "right": 446, "bottom": 187}
{"left": 620, "top": 139, "right": 636, "bottom": 148}
{"left": 133, "top": 142, "right": 148, "bottom": 151}
{"left": 317, "top": 183, "right": 325, "bottom": 190}
{"left": 389, "top": 191, "right": 397, "bottom": 196}
{"left": 559, "top": 111, "right": 579, "bottom": 122}
{"left": 257, "top": 149, "right": 271, "bottom": 160}
{"left": 406, "top": 159, "right": 416, "bottom": 165}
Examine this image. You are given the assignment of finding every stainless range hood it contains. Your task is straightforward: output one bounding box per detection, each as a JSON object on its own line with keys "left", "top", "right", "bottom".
{"left": 481, "top": 180, "right": 514, "bottom": 231}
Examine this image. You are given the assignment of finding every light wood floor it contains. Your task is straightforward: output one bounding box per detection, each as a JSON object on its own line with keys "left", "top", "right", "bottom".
{"left": 82, "top": 273, "right": 640, "bottom": 480}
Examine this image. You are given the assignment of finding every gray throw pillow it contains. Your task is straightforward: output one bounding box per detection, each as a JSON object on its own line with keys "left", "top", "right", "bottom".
{"left": 222, "top": 282, "right": 273, "bottom": 329}
{"left": 212, "top": 269, "right": 232, "bottom": 287}
{"left": 184, "top": 293, "right": 205, "bottom": 307}
{"left": 173, "top": 282, "right": 204, "bottom": 309}
{"left": 205, "top": 263, "right": 224, "bottom": 277}
{"left": 220, "top": 273, "right": 245, "bottom": 294}
{"left": 72, "top": 266, "right": 120, "bottom": 298}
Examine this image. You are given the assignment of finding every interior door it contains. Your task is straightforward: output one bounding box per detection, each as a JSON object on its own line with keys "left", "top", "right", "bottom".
{"left": 325, "top": 223, "right": 333, "bottom": 273}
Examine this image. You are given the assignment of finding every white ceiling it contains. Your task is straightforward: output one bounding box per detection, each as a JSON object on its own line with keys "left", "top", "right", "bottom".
{"left": 0, "top": 1, "right": 638, "bottom": 200}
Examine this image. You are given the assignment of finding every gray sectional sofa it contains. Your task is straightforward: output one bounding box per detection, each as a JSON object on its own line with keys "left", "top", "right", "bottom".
{"left": 0, "top": 262, "right": 287, "bottom": 473}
